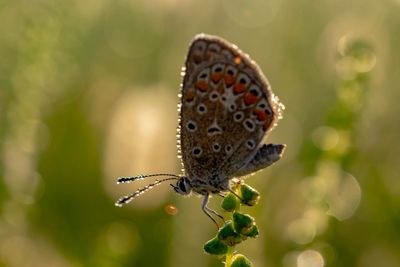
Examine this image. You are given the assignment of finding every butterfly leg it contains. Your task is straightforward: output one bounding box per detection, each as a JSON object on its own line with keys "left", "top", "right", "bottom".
{"left": 202, "top": 192, "right": 224, "bottom": 229}
{"left": 226, "top": 187, "right": 244, "bottom": 202}
{"left": 218, "top": 192, "right": 227, "bottom": 198}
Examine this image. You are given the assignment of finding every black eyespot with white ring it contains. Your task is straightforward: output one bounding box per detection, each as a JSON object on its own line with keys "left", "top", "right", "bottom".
{"left": 212, "top": 63, "right": 224, "bottom": 73}
{"left": 210, "top": 63, "right": 225, "bottom": 86}
{"left": 243, "top": 119, "right": 256, "bottom": 132}
{"left": 225, "top": 144, "right": 233, "bottom": 154}
{"left": 225, "top": 65, "right": 238, "bottom": 76}
{"left": 228, "top": 103, "right": 237, "bottom": 112}
{"left": 233, "top": 111, "right": 244, "bottom": 122}
{"left": 237, "top": 73, "right": 251, "bottom": 86}
{"left": 197, "top": 68, "right": 210, "bottom": 81}
{"left": 246, "top": 139, "right": 256, "bottom": 150}
{"left": 212, "top": 142, "right": 221, "bottom": 152}
{"left": 209, "top": 91, "right": 219, "bottom": 101}
{"left": 192, "top": 146, "right": 202, "bottom": 157}
{"left": 256, "top": 100, "right": 272, "bottom": 116}
{"left": 224, "top": 65, "right": 238, "bottom": 89}
{"left": 196, "top": 104, "right": 207, "bottom": 115}
{"left": 248, "top": 84, "right": 261, "bottom": 97}
{"left": 186, "top": 120, "right": 197, "bottom": 132}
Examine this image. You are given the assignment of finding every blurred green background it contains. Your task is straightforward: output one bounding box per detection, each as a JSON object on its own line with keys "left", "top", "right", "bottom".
{"left": 1, "top": 0, "right": 400, "bottom": 266}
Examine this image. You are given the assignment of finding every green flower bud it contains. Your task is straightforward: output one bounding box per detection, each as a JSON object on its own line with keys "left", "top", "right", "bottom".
{"left": 242, "top": 224, "right": 259, "bottom": 238}
{"left": 218, "top": 221, "right": 243, "bottom": 246}
{"left": 233, "top": 212, "right": 255, "bottom": 235}
{"left": 231, "top": 254, "right": 253, "bottom": 267}
{"left": 221, "top": 192, "right": 239, "bottom": 212}
{"left": 240, "top": 184, "right": 260, "bottom": 206}
{"left": 204, "top": 236, "right": 228, "bottom": 255}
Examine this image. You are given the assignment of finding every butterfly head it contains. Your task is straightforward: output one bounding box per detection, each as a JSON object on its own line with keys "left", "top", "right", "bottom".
{"left": 172, "top": 176, "right": 192, "bottom": 195}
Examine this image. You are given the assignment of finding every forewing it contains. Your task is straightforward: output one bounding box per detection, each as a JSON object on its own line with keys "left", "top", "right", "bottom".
{"left": 178, "top": 34, "right": 283, "bottom": 179}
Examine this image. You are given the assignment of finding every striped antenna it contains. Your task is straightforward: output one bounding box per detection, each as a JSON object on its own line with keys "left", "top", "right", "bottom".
{"left": 115, "top": 177, "right": 180, "bottom": 207}
{"left": 117, "top": 173, "right": 181, "bottom": 184}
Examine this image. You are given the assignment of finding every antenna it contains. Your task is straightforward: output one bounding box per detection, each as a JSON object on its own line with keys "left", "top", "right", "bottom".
{"left": 115, "top": 177, "right": 180, "bottom": 207}
{"left": 117, "top": 173, "right": 181, "bottom": 184}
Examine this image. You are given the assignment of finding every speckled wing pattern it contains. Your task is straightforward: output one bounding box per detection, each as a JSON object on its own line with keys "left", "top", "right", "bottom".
{"left": 178, "top": 34, "right": 284, "bottom": 188}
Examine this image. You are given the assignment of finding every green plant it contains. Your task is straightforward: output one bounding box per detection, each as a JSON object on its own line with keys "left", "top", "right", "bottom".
{"left": 204, "top": 181, "right": 260, "bottom": 267}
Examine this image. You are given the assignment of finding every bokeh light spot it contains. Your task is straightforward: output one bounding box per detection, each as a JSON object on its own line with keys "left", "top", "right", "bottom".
{"left": 103, "top": 86, "right": 178, "bottom": 209}
{"left": 222, "top": 0, "right": 282, "bottom": 28}
{"left": 312, "top": 126, "right": 339, "bottom": 151}
{"left": 106, "top": 221, "right": 139, "bottom": 256}
{"left": 287, "top": 218, "right": 316, "bottom": 245}
{"left": 164, "top": 204, "right": 178, "bottom": 216}
{"left": 297, "top": 250, "right": 324, "bottom": 267}
{"left": 326, "top": 172, "right": 361, "bottom": 221}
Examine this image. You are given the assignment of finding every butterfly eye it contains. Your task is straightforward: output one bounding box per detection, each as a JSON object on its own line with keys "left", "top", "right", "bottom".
{"left": 179, "top": 181, "right": 186, "bottom": 191}
{"left": 174, "top": 177, "right": 192, "bottom": 195}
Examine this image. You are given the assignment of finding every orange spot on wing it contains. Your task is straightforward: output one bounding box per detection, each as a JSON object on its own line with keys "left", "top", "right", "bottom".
{"left": 234, "top": 83, "right": 246, "bottom": 94}
{"left": 224, "top": 75, "right": 235, "bottom": 86}
{"left": 234, "top": 56, "right": 241, "bottom": 65}
{"left": 263, "top": 120, "right": 273, "bottom": 131}
{"left": 196, "top": 80, "right": 208, "bottom": 92}
{"left": 244, "top": 92, "right": 258, "bottom": 105}
{"left": 211, "top": 72, "right": 222, "bottom": 82}
{"left": 185, "top": 90, "right": 196, "bottom": 102}
{"left": 253, "top": 109, "right": 267, "bottom": 121}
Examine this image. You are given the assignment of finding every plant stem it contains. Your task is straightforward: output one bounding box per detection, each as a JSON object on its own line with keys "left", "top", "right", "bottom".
{"left": 224, "top": 246, "right": 235, "bottom": 267}
{"left": 224, "top": 184, "right": 241, "bottom": 267}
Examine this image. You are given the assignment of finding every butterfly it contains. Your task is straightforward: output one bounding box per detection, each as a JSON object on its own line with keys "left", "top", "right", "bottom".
{"left": 116, "top": 33, "right": 285, "bottom": 226}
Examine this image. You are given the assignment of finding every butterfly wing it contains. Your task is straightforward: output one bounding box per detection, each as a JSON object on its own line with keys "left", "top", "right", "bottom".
{"left": 178, "top": 34, "right": 283, "bottom": 181}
